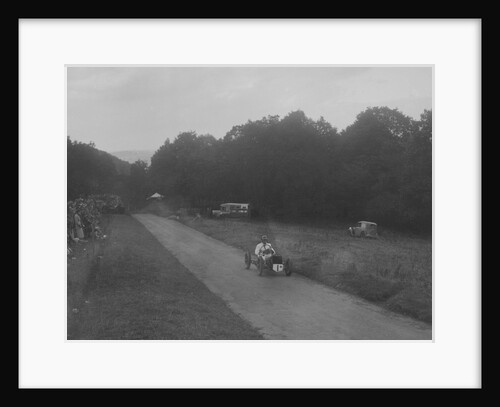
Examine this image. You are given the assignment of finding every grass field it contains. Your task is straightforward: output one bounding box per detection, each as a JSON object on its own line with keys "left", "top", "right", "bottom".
{"left": 141, "top": 201, "right": 432, "bottom": 324}
{"left": 67, "top": 213, "right": 263, "bottom": 340}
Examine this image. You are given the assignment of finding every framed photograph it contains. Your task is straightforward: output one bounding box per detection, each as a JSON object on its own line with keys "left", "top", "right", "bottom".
{"left": 19, "top": 19, "right": 482, "bottom": 388}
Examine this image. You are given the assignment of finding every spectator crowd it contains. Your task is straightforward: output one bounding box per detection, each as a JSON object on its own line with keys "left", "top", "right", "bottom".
{"left": 67, "top": 194, "right": 123, "bottom": 255}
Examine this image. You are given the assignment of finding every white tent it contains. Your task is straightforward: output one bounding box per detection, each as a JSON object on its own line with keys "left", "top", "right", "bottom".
{"left": 147, "top": 192, "right": 164, "bottom": 200}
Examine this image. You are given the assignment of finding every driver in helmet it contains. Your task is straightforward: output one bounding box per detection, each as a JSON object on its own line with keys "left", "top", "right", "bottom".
{"left": 255, "top": 235, "right": 275, "bottom": 262}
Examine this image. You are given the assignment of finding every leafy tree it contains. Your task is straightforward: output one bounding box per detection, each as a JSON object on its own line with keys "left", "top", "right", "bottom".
{"left": 113, "top": 107, "right": 431, "bottom": 232}
{"left": 398, "top": 109, "right": 432, "bottom": 230}
{"left": 67, "top": 136, "right": 118, "bottom": 200}
{"left": 127, "top": 160, "right": 151, "bottom": 208}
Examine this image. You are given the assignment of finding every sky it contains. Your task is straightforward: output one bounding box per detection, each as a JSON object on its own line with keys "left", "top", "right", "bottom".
{"left": 67, "top": 66, "right": 432, "bottom": 153}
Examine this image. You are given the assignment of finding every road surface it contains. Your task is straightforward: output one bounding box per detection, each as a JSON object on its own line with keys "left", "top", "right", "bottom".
{"left": 133, "top": 214, "right": 432, "bottom": 340}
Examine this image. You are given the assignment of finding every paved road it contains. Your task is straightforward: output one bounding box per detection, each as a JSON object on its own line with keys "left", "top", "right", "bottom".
{"left": 133, "top": 214, "right": 432, "bottom": 340}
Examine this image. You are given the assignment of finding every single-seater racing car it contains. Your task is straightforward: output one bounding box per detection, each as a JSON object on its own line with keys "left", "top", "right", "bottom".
{"left": 244, "top": 248, "right": 292, "bottom": 277}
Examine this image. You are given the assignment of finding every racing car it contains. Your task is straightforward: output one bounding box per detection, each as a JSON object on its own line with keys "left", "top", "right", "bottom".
{"left": 244, "top": 248, "right": 292, "bottom": 277}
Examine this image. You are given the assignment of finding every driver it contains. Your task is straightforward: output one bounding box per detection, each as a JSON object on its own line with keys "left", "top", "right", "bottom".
{"left": 255, "top": 235, "right": 275, "bottom": 262}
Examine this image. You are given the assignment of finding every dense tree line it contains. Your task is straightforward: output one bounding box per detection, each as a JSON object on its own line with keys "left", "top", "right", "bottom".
{"left": 67, "top": 107, "right": 432, "bottom": 232}
{"left": 67, "top": 137, "right": 130, "bottom": 203}
{"left": 147, "top": 107, "right": 432, "bottom": 232}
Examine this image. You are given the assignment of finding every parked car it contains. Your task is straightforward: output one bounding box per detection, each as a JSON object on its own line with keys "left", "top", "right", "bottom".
{"left": 214, "top": 203, "right": 250, "bottom": 218}
{"left": 348, "top": 221, "right": 378, "bottom": 238}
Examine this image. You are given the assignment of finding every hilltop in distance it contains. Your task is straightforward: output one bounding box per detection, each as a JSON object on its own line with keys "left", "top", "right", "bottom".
{"left": 111, "top": 150, "right": 155, "bottom": 164}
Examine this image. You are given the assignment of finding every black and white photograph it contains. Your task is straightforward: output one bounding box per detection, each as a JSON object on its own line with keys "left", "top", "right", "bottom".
{"left": 66, "top": 65, "right": 433, "bottom": 340}
{"left": 20, "top": 19, "right": 481, "bottom": 388}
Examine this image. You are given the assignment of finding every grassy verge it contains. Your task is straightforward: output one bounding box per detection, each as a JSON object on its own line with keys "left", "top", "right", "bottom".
{"left": 67, "top": 213, "right": 263, "bottom": 340}
{"left": 142, "top": 202, "right": 432, "bottom": 324}
{"left": 67, "top": 215, "right": 110, "bottom": 337}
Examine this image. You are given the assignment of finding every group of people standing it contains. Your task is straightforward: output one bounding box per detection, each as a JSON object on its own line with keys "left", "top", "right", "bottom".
{"left": 67, "top": 197, "right": 106, "bottom": 249}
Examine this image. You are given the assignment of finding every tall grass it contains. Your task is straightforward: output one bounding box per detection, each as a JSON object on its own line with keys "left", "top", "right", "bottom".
{"left": 178, "top": 215, "right": 432, "bottom": 323}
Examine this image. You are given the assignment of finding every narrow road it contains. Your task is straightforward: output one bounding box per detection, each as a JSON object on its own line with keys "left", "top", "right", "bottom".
{"left": 133, "top": 214, "right": 432, "bottom": 340}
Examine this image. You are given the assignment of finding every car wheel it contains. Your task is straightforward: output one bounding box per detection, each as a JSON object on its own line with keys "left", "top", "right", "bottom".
{"left": 360, "top": 231, "right": 366, "bottom": 238}
{"left": 284, "top": 259, "right": 292, "bottom": 276}
{"left": 244, "top": 251, "right": 251, "bottom": 269}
